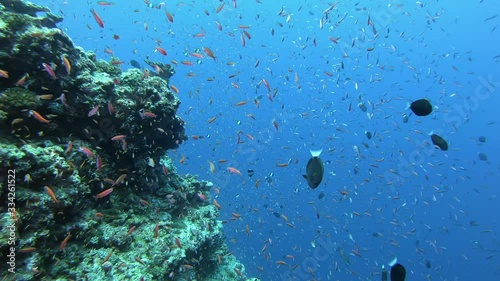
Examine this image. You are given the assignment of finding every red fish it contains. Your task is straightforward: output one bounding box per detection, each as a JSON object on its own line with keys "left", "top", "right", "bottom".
{"left": 215, "top": 21, "right": 222, "bottom": 31}
{"left": 262, "top": 78, "right": 270, "bottom": 92}
{"left": 107, "top": 101, "right": 114, "bottom": 115}
{"left": 94, "top": 188, "right": 113, "bottom": 199}
{"left": 140, "top": 110, "right": 157, "bottom": 119}
{"left": 16, "top": 73, "right": 29, "bottom": 86}
{"left": 111, "top": 135, "right": 126, "bottom": 141}
{"left": 90, "top": 9, "right": 104, "bottom": 28}
{"left": 0, "top": 69, "right": 8, "bottom": 78}
{"left": 227, "top": 167, "right": 242, "bottom": 175}
{"left": 44, "top": 186, "right": 59, "bottom": 204}
{"left": 202, "top": 47, "right": 216, "bottom": 61}
{"left": 197, "top": 193, "right": 207, "bottom": 201}
{"left": 96, "top": 155, "right": 103, "bottom": 171}
{"left": 59, "top": 233, "right": 72, "bottom": 251}
{"left": 216, "top": 3, "right": 224, "bottom": 13}
{"left": 241, "top": 34, "right": 246, "bottom": 47}
{"left": 28, "top": 110, "right": 50, "bottom": 123}
{"left": 88, "top": 105, "right": 100, "bottom": 117}
{"left": 41, "top": 63, "right": 57, "bottom": 79}
{"left": 170, "top": 85, "right": 179, "bottom": 94}
{"left": 155, "top": 46, "right": 167, "bottom": 56}
{"left": 79, "top": 147, "right": 95, "bottom": 158}
{"left": 97, "top": 1, "right": 114, "bottom": 5}
{"left": 165, "top": 11, "right": 174, "bottom": 23}
{"left": 64, "top": 141, "right": 73, "bottom": 154}
{"left": 175, "top": 237, "right": 182, "bottom": 248}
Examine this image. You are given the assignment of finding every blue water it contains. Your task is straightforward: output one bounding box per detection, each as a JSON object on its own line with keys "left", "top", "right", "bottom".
{"left": 33, "top": 0, "right": 499, "bottom": 280}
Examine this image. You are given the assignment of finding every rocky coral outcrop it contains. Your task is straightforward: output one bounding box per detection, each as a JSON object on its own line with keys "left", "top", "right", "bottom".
{"left": 0, "top": 1, "right": 251, "bottom": 280}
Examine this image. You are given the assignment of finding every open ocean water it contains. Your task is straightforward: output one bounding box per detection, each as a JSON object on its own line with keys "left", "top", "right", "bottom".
{"left": 21, "top": 0, "right": 500, "bottom": 280}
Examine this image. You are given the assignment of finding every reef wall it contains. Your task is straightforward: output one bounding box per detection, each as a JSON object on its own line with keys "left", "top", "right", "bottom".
{"left": 0, "top": 1, "right": 253, "bottom": 280}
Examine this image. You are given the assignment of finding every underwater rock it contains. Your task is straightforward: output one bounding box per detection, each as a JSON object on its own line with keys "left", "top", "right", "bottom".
{"left": 0, "top": 1, "right": 251, "bottom": 280}
{"left": 0, "top": 87, "right": 41, "bottom": 122}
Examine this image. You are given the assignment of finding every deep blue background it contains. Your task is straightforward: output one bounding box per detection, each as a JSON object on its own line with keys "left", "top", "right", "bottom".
{"left": 31, "top": 0, "right": 499, "bottom": 280}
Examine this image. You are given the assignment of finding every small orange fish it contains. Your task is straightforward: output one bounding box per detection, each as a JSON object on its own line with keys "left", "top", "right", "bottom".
{"left": 0, "top": 69, "right": 9, "bottom": 78}
{"left": 16, "top": 73, "right": 29, "bottom": 87}
{"left": 170, "top": 85, "right": 179, "bottom": 94}
{"left": 175, "top": 237, "right": 182, "bottom": 248}
{"left": 44, "top": 186, "right": 58, "bottom": 204}
{"left": 61, "top": 55, "right": 71, "bottom": 74}
{"left": 94, "top": 188, "right": 113, "bottom": 199}
{"left": 140, "top": 199, "right": 150, "bottom": 207}
{"left": 90, "top": 9, "right": 104, "bottom": 28}
{"left": 18, "top": 247, "right": 36, "bottom": 253}
{"left": 227, "top": 167, "right": 242, "bottom": 175}
{"left": 165, "top": 11, "right": 174, "bottom": 23}
{"left": 208, "top": 160, "right": 215, "bottom": 173}
{"left": 254, "top": 179, "right": 260, "bottom": 188}
{"left": 127, "top": 225, "right": 137, "bottom": 235}
{"left": 155, "top": 46, "right": 167, "bottom": 56}
{"left": 111, "top": 135, "right": 126, "bottom": 141}
{"left": 179, "top": 155, "right": 185, "bottom": 164}
{"left": 59, "top": 232, "right": 72, "bottom": 251}
{"left": 29, "top": 110, "right": 50, "bottom": 123}
{"left": 36, "top": 94, "right": 53, "bottom": 100}
{"left": 192, "top": 32, "right": 206, "bottom": 38}
{"left": 113, "top": 174, "right": 127, "bottom": 186}
{"left": 216, "top": 3, "right": 225, "bottom": 13}
{"left": 202, "top": 47, "right": 216, "bottom": 61}
{"left": 154, "top": 223, "right": 159, "bottom": 238}
{"left": 213, "top": 199, "right": 222, "bottom": 209}
{"left": 189, "top": 53, "right": 204, "bottom": 58}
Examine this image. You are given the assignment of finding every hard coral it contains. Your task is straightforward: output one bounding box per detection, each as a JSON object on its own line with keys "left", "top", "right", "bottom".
{"left": 0, "top": 87, "right": 40, "bottom": 114}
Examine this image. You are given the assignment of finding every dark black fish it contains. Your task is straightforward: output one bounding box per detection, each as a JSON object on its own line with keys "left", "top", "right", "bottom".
{"left": 130, "top": 59, "right": 141, "bottom": 69}
{"left": 365, "top": 131, "right": 372, "bottom": 139}
{"left": 390, "top": 263, "right": 406, "bottom": 281}
{"left": 318, "top": 191, "right": 325, "bottom": 200}
{"left": 303, "top": 149, "right": 324, "bottom": 189}
{"left": 478, "top": 136, "right": 486, "bottom": 143}
{"left": 431, "top": 134, "right": 448, "bottom": 151}
{"left": 410, "top": 99, "right": 432, "bottom": 116}
{"left": 477, "top": 153, "right": 488, "bottom": 161}
{"left": 425, "top": 260, "right": 431, "bottom": 269}
{"left": 247, "top": 169, "right": 254, "bottom": 177}
{"left": 358, "top": 102, "right": 367, "bottom": 112}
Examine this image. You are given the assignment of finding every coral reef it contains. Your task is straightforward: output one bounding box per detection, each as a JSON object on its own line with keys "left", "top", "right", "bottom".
{"left": 0, "top": 1, "right": 253, "bottom": 280}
